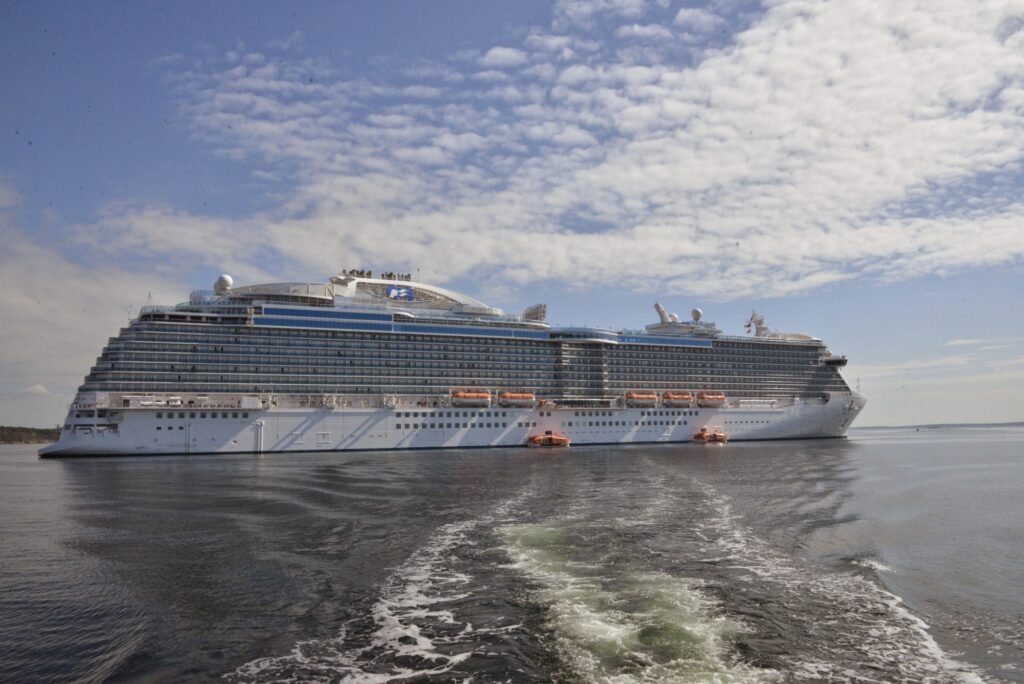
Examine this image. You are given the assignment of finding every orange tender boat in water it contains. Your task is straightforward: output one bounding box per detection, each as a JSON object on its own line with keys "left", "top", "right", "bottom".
{"left": 692, "top": 426, "right": 728, "bottom": 443}
{"left": 528, "top": 432, "right": 571, "bottom": 448}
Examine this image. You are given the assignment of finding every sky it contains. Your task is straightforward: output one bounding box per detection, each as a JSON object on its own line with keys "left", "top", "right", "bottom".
{"left": 1, "top": 0, "right": 1023, "bottom": 428}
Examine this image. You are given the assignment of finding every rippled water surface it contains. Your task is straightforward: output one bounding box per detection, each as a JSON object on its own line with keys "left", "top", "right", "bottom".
{"left": 1, "top": 426, "right": 1022, "bottom": 682}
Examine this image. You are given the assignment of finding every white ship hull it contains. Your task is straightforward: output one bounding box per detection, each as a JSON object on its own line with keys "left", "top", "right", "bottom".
{"left": 40, "top": 392, "right": 866, "bottom": 457}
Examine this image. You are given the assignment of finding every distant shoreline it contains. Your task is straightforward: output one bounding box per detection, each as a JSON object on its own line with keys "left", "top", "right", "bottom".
{"left": 0, "top": 427, "right": 59, "bottom": 444}
{"left": 854, "top": 421, "right": 1024, "bottom": 430}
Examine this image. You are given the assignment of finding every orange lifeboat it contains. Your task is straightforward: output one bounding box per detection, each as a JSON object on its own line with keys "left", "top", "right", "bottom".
{"left": 662, "top": 391, "right": 694, "bottom": 407}
{"left": 451, "top": 390, "right": 491, "bottom": 407}
{"left": 624, "top": 391, "right": 658, "bottom": 407}
{"left": 528, "top": 432, "right": 571, "bottom": 448}
{"left": 498, "top": 391, "right": 537, "bottom": 408}
{"left": 692, "top": 426, "right": 728, "bottom": 443}
{"left": 697, "top": 392, "right": 726, "bottom": 408}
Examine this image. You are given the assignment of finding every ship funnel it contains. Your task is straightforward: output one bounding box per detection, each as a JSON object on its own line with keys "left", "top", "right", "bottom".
{"left": 654, "top": 302, "right": 671, "bottom": 324}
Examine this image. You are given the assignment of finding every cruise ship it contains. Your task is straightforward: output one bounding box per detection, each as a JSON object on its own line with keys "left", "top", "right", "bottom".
{"left": 40, "top": 271, "right": 865, "bottom": 457}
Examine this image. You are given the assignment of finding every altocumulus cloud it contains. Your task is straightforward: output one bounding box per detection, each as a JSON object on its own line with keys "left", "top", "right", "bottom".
{"left": 83, "top": 0, "right": 1024, "bottom": 300}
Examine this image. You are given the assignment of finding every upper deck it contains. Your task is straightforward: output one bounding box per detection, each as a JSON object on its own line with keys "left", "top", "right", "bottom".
{"left": 134, "top": 272, "right": 832, "bottom": 352}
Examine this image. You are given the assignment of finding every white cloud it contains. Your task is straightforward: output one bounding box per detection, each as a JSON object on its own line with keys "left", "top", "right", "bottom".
{"left": 525, "top": 122, "right": 599, "bottom": 146}
{"left": 616, "top": 24, "right": 674, "bottom": 41}
{"left": 0, "top": 224, "right": 187, "bottom": 426}
{"left": 946, "top": 337, "right": 1023, "bottom": 347}
{"left": 945, "top": 338, "right": 988, "bottom": 346}
{"left": 392, "top": 145, "right": 451, "bottom": 165}
{"left": 471, "top": 69, "right": 511, "bottom": 82}
{"left": 855, "top": 355, "right": 975, "bottom": 381}
{"left": 554, "top": 0, "right": 649, "bottom": 27}
{"left": 479, "top": 47, "right": 528, "bottom": 68}
{"left": 82, "top": 1, "right": 1024, "bottom": 306}
{"left": 673, "top": 8, "right": 724, "bottom": 33}
{"left": 401, "top": 85, "right": 443, "bottom": 98}
{"left": 525, "top": 33, "right": 573, "bottom": 52}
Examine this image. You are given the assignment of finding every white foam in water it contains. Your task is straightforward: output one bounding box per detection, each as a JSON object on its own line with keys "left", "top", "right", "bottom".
{"left": 851, "top": 557, "right": 894, "bottom": 574}
{"left": 226, "top": 494, "right": 528, "bottom": 683}
{"left": 498, "top": 474, "right": 779, "bottom": 684}
{"left": 694, "top": 482, "right": 985, "bottom": 683}
{"left": 501, "top": 527, "right": 776, "bottom": 683}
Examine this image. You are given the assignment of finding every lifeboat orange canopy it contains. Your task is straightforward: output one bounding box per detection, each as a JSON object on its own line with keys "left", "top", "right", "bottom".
{"left": 663, "top": 392, "right": 693, "bottom": 400}
{"left": 625, "top": 391, "right": 658, "bottom": 400}
{"left": 624, "top": 391, "right": 658, "bottom": 407}
{"left": 499, "top": 392, "right": 536, "bottom": 400}
{"left": 696, "top": 392, "right": 726, "bottom": 407}
{"left": 451, "top": 390, "right": 492, "bottom": 407}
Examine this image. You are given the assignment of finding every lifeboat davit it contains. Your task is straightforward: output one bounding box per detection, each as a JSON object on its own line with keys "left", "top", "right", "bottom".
{"left": 451, "top": 390, "right": 492, "bottom": 407}
{"left": 697, "top": 392, "right": 726, "bottom": 408}
{"left": 527, "top": 432, "right": 571, "bottom": 448}
{"left": 692, "top": 426, "right": 728, "bottom": 443}
{"left": 662, "top": 392, "right": 694, "bottom": 407}
{"left": 624, "top": 391, "right": 658, "bottom": 407}
{"left": 498, "top": 391, "right": 537, "bottom": 408}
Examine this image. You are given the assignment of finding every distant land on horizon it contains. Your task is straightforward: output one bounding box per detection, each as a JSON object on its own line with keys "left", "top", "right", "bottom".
{"left": 0, "top": 426, "right": 60, "bottom": 444}
{"left": 854, "top": 421, "right": 1024, "bottom": 430}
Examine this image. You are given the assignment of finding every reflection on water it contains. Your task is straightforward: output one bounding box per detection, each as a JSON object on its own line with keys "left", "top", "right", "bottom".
{"left": 0, "top": 431, "right": 1020, "bottom": 682}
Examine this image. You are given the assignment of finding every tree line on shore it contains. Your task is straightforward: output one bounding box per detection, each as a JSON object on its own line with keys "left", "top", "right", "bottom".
{"left": 0, "top": 426, "right": 59, "bottom": 444}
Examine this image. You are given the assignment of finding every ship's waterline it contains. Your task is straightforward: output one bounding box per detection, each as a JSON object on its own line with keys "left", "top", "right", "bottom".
{"left": 42, "top": 271, "right": 864, "bottom": 456}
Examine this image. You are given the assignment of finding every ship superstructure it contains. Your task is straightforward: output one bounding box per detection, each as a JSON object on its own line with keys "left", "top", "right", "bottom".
{"left": 41, "top": 272, "right": 865, "bottom": 456}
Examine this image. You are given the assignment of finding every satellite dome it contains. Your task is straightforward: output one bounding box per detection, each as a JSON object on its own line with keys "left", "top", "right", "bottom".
{"left": 214, "top": 274, "right": 234, "bottom": 293}
{"left": 691, "top": 308, "right": 703, "bottom": 321}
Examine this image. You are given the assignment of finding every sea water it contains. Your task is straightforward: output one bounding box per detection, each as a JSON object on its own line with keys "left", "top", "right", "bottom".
{"left": 0, "top": 426, "right": 1021, "bottom": 682}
